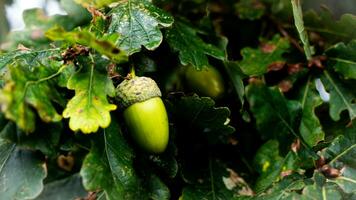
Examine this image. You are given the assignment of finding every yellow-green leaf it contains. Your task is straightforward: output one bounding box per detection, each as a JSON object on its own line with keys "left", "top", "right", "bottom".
{"left": 46, "top": 27, "right": 128, "bottom": 63}
{"left": 62, "top": 65, "right": 117, "bottom": 134}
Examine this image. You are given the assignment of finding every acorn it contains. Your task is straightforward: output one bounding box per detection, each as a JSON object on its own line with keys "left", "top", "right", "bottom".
{"left": 115, "top": 76, "right": 169, "bottom": 153}
{"left": 184, "top": 65, "right": 225, "bottom": 99}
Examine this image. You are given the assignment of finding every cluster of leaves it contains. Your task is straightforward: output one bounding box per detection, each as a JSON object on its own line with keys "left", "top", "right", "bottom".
{"left": 0, "top": 0, "right": 355, "bottom": 199}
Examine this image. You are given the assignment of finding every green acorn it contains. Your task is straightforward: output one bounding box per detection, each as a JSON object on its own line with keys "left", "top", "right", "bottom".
{"left": 184, "top": 65, "right": 225, "bottom": 99}
{"left": 116, "top": 76, "right": 169, "bottom": 153}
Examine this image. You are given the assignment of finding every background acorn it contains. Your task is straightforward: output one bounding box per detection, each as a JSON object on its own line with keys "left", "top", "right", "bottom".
{"left": 184, "top": 65, "right": 225, "bottom": 99}
{"left": 115, "top": 76, "right": 169, "bottom": 153}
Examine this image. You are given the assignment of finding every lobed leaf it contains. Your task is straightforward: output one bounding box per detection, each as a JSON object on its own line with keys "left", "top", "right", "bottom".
{"left": 0, "top": 49, "right": 64, "bottom": 132}
{"left": 165, "top": 21, "right": 226, "bottom": 70}
{"left": 0, "top": 139, "right": 47, "bottom": 199}
{"left": 246, "top": 81, "right": 301, "bottom": 140}
{"left": 0, "top": 121, "right": 62, "bottom": 157}
{"left": 298, "top": 78, "right": 324, "bottom": 147}
{"left": 253, "top": 125, "right": 356, "bottom": 199}
{"left": 304, "top": 11, "right": 356, "bottom": 44}
{"left": 168, "top": 95, "right": 235, "bottom": 144}
{"left": 46, "top": 27, "right": 128, "bottom": 63}
{"left": 35, "top": 174, "right": 88, "bottom": 200}
{"left": 62, "top": 65, "right": 117, "bottom": 134}
{"left": 253, "top": 140, "right": 298, "bottom": 193}
{"left": 108, "top": 0, "right": 174, "bottom": 55}
{"left": 249, "top": 174, "right": 305, "bottom": 200}
{"left": 239, "top": 35, "right": 290, "bottom": 76}
{"left": 325, "top": 40, "right": 356, "bottom": 80}
{"left": 181, "top": 160, "right": 252, "bottom": 199}
{"left": 80, "top": 119, "right": 169, "bottom": 199}
{"left": 321, "top": 70, "right": 356, "bottom": 121}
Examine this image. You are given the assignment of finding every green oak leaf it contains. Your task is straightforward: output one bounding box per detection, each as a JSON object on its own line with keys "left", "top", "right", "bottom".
{"left": 298, "top": 78, "right": 324, "bottom": 147}
{"left": 321, "top": 70, "right": 356, "bottom": 121}
{"left": 239, "top": 35, "right": 290, "bottom": 76}
{"left": 0, "top": 139, "right": 47, "bottom": 199}
{"left": 181, "top": 160, "right": 252, "bottom": 199}
{"left": 0, "top": 121, "right": 62, "bottom": 157}
{"left": 0, "top": 49, "right": 64, "bottom": 132}
{"left": 35, "top": 174, "right": 88, "bottom": 200}
{"left": 246, "top": 81, "right": 301, "bottom": 140}
{"left": 223, "top": 61, "right": 246, "bottom": 105}
{"left": 108, "top": 0, "right": 174, "bottom": 55}
{"left": 146, "top": 143, "right": 179, "bottom": 179}
{"left": 62, "top": 65, "right": 117, "bottom": 134}
{"left": 45, "top": 27, "right": 128, "bottom": 63}
{"left": 250, "top": 174, "right": 305, "bottom": 200}
{"left": 317, "top": 126, "right": 356, "bottom": 196}
{"left": 80, "top": 121, "right": 141, "bottom": 199}
{"left": 330, "top": 166, "right": 356, "bottom": 194}
{"left": 165, "top": 21, "right": 225, "bottom": 70}
{"left": 80, "top": 119, "right": 169, "bottom": 199}
{"left": 304, "top": 11, "right": 356, "bottom": 43}
{"left": 301, "top": 172, "right": 343, "bottom": 200}
{"left": 252, "top": 125, "right": 356, "bottom": 199}
{"left": 167, "top": 95, "right": 235, "bottom": 144}
{"left": 322, "top": 126, "right": 356, "bottom": 169}
{"left": 325, "top": 40, "right": 356, "bottom": 80}
{"left": 253, "top": 140, "right": 298, "bottom": 193}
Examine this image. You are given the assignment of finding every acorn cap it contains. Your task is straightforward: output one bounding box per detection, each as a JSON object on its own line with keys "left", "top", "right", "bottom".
{"left": 115, "top": 76, "right": 162, "bottom": 108}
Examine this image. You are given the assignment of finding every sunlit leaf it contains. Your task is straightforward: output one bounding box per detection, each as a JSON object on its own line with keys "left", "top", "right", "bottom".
{"left": 46, "top": 27, "right": 128, "bottom": 63}
{"left": 108, "top": 0, "right": 174, "bottom": 54}
{"left": 62, "top": 64, "right": 117, "bottom": 133}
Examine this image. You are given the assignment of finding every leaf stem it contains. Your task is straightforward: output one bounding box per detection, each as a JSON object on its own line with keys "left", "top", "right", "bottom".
{"left": 87, "top": 53, "right": 95, "bottom": 106}
{"left": 208, "top": 157, "right": 216, "bottom": 200}
{"left": 329, "top": 143, "right": 356, "bottom": 165}
{"left": 291, "top": 0, "right": 313, "bottom": 60}
{"left": 22, "top": 64, "right": 68, "bottom": 100}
